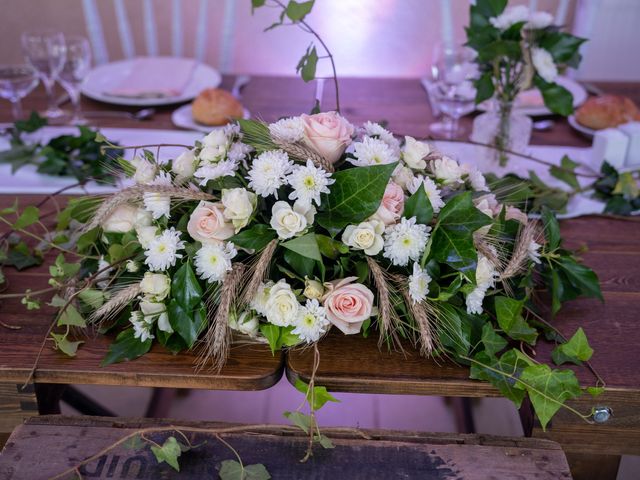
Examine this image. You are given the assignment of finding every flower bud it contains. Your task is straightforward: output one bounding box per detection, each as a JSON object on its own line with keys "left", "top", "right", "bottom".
{"left": 303, "top": 277, "right": 325, "bottom": 300}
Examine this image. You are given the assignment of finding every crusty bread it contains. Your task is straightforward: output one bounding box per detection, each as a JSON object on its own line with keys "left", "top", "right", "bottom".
{"left": 191, "top": 88, "right": 244, "bottom": 126}
{"left": 575, "top": 95, "right": 640, "bottom": 130}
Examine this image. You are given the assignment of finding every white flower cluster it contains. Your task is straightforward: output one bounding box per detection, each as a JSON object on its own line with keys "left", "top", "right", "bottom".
{"left": 383, "top": 217, "right": 431, "bottom": 267}
{"left": 465, "top": 255, "right": 499, "bottom": 315}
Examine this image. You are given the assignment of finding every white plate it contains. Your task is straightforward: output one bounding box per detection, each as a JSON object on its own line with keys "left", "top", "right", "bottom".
{"left": 568, "top": 114, "right": 596, "bottom": 138}
{"left": 478, "top": 76, "right": 587, "bottom": 117}
{"left": 171, "top": 104, "right": 251, "bottom": 133}
{"left": 81, "top": 58, "right": 222, "bottom": 107}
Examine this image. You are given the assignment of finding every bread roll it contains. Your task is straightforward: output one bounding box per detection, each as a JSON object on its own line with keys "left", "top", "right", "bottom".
{"left": 575, "top": 95, "right": 640, "bottom": 130}
{"left": 191, "top": 88, "right": 244, "bottom": 126}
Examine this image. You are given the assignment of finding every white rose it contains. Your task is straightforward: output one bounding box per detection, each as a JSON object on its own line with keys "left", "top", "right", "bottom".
{"left": 251, "top": 281, "right": 274, "bottom": 316}
{"left": 136, "top": 225, "right": 158, "bottom": 248}
{"left": 265, "top": 280, "right": 300, "bottom": 327}
{"left": 132, "top": 156, "right": 157, "bottom": 184}
{"left": 461, "top": 163, "right": 488, "bottom": 192}
{"left": 402, "top": 136, "right": 430, "bottom": 170}
{"left": 432, "top": 156, "right": 463, "bottom": 185}
{"left": 172, "top": 150, "right": 198, "bottom": 178}
{"left": 229, "top": 310, "right": 260, "bottom": 336}
{"left": 140, "top": 300, "right": 172, "bottom": 333}
{"left": 531, "top": 47, "right": 558, "bottom": 84}
{"left": 221, "top": 188, "right": 257, "bottom": 232}
{"left": 392, "top": 164, "right": 416, "bottom": 191}
{"left": 476, "top": 255, "right": 497, "bottom": 287}
{"left": 303, "top": 277, "right": 325, "bottom": 300}
{"left": 199, "top": 145, "right": 226, "bottom": 164}
{"left": 201, "top": 130, "right": 230, "bottom": 149}
{"left": 103, "top": 204, "right": 138, "bottom": 233}
{"left": 134, "top": 208, "right": 153, "bottom": 228}
{"left": 527, "top": 11, "right": 553, "bottom": 29}
{"left": 270, "top": 200, "right": 315, "bottom": 240}
{"left": 342, "top": 220, "right": 385, "bottom": 256}
{"left": 125, "top": 260, "right": 139, "bottom": 273}
{"left": 140, "top": 272, "right": 171, "bottom": 302}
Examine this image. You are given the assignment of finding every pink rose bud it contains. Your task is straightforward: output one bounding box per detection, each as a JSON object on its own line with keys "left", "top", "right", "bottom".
{"left": 301, "top": 111, "right": 355, "bottom": 164}
{"left": 322, "top": 277, "right": 374, "bottom": 335}
{"left": 187, "top": 200, "right": 235, "bottom": 244}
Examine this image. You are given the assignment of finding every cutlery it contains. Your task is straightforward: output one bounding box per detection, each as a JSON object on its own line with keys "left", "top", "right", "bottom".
{"left": 82, "top": 108, "right": 156, "bottom": 121}
{"left": 231, "top": 75, "right": 251, "bottom": 99}
{"left": 532, "top": 119, "right": 555, "bottom": 131}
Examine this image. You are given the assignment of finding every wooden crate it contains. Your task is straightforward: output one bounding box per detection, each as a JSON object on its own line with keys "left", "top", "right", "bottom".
{"left": 0, "top": 415, "right": 572, "bottom": 479}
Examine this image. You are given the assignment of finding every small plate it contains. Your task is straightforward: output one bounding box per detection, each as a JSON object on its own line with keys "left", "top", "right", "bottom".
{"left": 172, "top": 104, "right": 251, "bottom": 133}
{"left": 568, "top": 114, "right": 596, "bottom": 137}
{"left": 81, "top": 57, "right": 222, "bottom": 107}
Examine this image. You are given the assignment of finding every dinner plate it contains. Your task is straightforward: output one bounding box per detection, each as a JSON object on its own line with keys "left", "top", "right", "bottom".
{"left": 172, "top": 104, "right": 251, "bottom": 133}
{"left": 81, "top": 58, "right": 222, "bottom": 107}
{"left": 478, "top": 76, "right": 588, "bottom": 117}
{"left": 567, "top": 114, "right": 596, "bottom": 137}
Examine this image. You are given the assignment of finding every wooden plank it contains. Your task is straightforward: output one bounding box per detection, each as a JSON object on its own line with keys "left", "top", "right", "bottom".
{"left": 0, "top": 415, "right": 572, "bottom": 480}
{"left": 0, "top": 382, "right": 38, "bottom": 447}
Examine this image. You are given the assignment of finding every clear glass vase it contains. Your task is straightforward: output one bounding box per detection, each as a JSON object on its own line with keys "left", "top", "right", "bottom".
{"left": 470, "top": 99, "right": 532, "bottom": 166}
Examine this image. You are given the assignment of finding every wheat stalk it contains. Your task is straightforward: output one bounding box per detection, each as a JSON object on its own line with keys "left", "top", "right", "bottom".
{"left": 500, "top": 222, "right": 539, "bottom": 281}
{"left": 240, "top": 239, "right": 278, "bottom": 306}
{"left": 366, "top": 257, "right": 403, "bottom": 351}
{"left": 89, "top": 284, "right": 141, "bottom": 326}
{"left": 273, "top": 138, "right": 335, "bottom": 172}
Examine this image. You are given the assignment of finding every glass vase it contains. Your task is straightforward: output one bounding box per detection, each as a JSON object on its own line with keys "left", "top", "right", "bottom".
{"left": 470, "top": 99, "right": 532, "bottom": 166}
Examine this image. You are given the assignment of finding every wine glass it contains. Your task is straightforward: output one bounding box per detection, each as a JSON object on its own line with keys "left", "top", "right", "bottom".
{"left": 429, "top": 47, "right": 478, "bottom": 139}
{"left": 0, "top": 65, "right": 39, "bottom": 120}
{"left": 58, "top": 36, "right": 92, "bottom": 125}
{"left": 21, "top": 30, "right": 66, "bottom": 119}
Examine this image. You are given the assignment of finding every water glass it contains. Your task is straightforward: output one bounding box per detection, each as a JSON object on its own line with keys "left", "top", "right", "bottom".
{"left": 0, "top": 65, "right": 39, "bottom": 120}
{"left": 58, "top": 36, "right": 92, "bottom": 125}
{"left": 21, "top": 30, "right": 66, "bottom": 118}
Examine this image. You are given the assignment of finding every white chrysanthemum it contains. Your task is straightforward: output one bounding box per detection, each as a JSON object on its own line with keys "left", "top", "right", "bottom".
{"left": 144, "top": 227, "right": 185, "bottom": 271}
{"left": 143, "top": 171, "right": 172, "bottom": 220}
{"left": 292, "top": 299, "right": 330, "bottom": 343}
{"left": 194, "top": 159, "right": 239, "bottom": 186}
{"left": 251, "top": 281, "right": 275, "bottom": 316}
{"left": 432, "top": 156, "right": 463, "bottom": 185}
{"left": 286, "top": 160, "right": 334, "bottom": 206}
{"left": 408, "top": 262, "right": 432, "bottom": 304}
{"left": 490, "top": 5, "right": 529, "bottom": 30}
{"left": 227, "top": 142, "right": 252, "bottom": 163}
{"left": 247, "top": 150, "right": 294, "bottom": 197}
{"left": 269, "top": 117, "right": 305, "bottom": 143}
{"left": 349, "top": 136, "right": 399, "bottom": 166}
{"left": 194, "top": 242, "right": 237, "bottom": 283}
{"left": 476, "top": 255, "right": 498, "bottom": 288}
{"left": 130, "top": 311, "right": 154, "bottom": 342}
{"left": 408, "top": 175, "right": 445, "bottom": 213}
{"left": 264, "top": 279, "right": 300, "bottom": 327}
{"left": 132, "top": 156, "right": 157, "bottom": 184}
{"left": 223, "top": 123, "right": 241, "bottom": 138}
{"left": 527, "top": 11, "right": 553, "bottom": 29}
{"left": 466, "top": 285, "right": 487, "bottom": 315}
{"left": 382, "top": 217, "right": 431, "bottom": 266}
{"left": 528, "top": 240, "right": 542, "bottom": 264}
{"left": 531, "top": 47, "right": 558, "bottom": 84}
{"left": 362, "top": 121, "right": 400, "bottom": 153}
{"left": 461, "top": 163, "right": 488, "bottom": 191}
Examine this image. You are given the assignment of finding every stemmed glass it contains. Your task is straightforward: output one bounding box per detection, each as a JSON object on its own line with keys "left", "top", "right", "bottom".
{"left": 429, "top": 47, "right": 478, "bottom": 139}
{"left": 58, "top": 36, "right": 92, "bottom": 125}
{"left": 0, "top": 65, "right": 39, "bottom": 120}
{"left": 21, "top": 30, "right": 66, "bottom": 119}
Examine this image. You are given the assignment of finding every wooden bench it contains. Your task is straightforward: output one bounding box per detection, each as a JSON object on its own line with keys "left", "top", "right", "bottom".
{"left": 0, "top": 415, "right": 571, "bottom": 479}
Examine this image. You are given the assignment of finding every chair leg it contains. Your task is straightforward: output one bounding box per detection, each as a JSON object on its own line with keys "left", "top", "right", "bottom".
{"left": 565, "top": 452, "right": 621, "bottom": 480}
{"left": 34, "top": 383, "right": 66, "bottom": 415}
{"left": 448, "top": 397, "right": 476, "bottom": 433}
{"left": 61, "top": 386, "right": 116, "bottom": 417}
{"left": 145, "top": 388, "right": 178, "bottom": 418}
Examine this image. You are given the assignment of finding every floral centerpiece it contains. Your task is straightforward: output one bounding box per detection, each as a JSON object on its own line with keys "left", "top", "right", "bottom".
{"left": 4, "top": 109, "right": 604, "bottom": 439}
{"left": 467, "top": 0, "right": 585, "bottom": 164}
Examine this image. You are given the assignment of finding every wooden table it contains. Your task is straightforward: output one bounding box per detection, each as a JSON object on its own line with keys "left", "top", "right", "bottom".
{"left": 1, "top": 76, "right": 639, "bottom": 479}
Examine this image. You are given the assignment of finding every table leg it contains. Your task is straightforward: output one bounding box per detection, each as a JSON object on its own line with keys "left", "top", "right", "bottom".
{"left": 565, "top": 452, "right": 621, "bottom": 480}
{"left": 0, "top": 381, "right": 38, "bottom": 447}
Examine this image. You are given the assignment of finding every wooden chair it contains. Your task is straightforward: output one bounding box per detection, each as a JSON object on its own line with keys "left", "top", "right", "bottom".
{"left": 0, "top": 415, "right": 573, "bottom": 479}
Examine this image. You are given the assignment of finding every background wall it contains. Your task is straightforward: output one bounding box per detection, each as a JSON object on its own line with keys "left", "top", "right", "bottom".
{"left": 0, "top": 0, "right": 637, "bottom": 81}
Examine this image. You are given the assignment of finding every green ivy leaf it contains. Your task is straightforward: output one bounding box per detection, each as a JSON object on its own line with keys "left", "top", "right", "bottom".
{"left": 474, "top": 0, "right": 507, "bottom": 17}
{"left": 294, "top": 378, "right": 340, "bottom": 410}
{"left": 515, "top": 364, "right": 582, "bottom": 430}
{"left": 480, "top": 323, "right": 508, "bottom": 357}
{"left": 13, "top": 205, "right": 39, "bottom": 230}
{"left": 470, "top": 350, "right": 532, "bottom": 407}
{"left": 318, "top": 163, "right": 397, "bottom": 230}
{"left": 219, "top": 460, "right": 271, "bottom": 480}
{"left": 587, "top": 386, "right": 605, "bottom": 397}
{"left": 150, "top": 436, "right": 183, "bottom": 472}
{"left": 539, "top": 32, "right": 586, "bottom": 65}
{"left": 403, "top": 186, "right": 433, "bottom": 225}
{"left": 552, "top": 327, "right": 593, "bottom": 365}
{"left": 316, "top": 234, "right": 348, "bottom": 259}
{"left": 172, "top": 262, "right": 203, "bottom": 312}
{"left": 50, "top": 332, "right": 84, "bottom": 357}
{"left": 57, "top": 304, "right": 87, "bottom": 328}
{"left": 430, "top": 192, "right": 492, "bottom": 278}
{"left": 6, "top": 240, "right": 42, "bottom": 270}
{"left": 251, "top": 0, "right": 266, "bottom": 12}
{"left": 550, "top": 155, "right": 580, "bottom": 190}
{"left": 230, "top": 224, "right": 277, "bottom": 251}
{"left": 556, "top": 257, "right": 603, "bottom": 301}
{"left": 474, "top": 72, "right": 495, "bottom": 104}
{"left": 281, "top": 233, "right": 322, "bottom": 262}
{"left": 494, "top": 296, "right": 537, "bottom": 345}
{"left": 101, "top": 329, "right": 152, "bottom": 366}
{"left": 296, "top": 44, "right": 318, "bottom": 83}
{"left": 283, "top": 411, "right": 312, "bottom": 433}
{"left": 541, "top": 207, "right": 561, "bottom": 251}
{"left": 535, "top": 76, "right": 574, "bottom": 116}
{"left": 168, "top": 300, "right": 206, "bottom": 349}
{"left": 286, "top": 0, "right": 315, "bottom": 21}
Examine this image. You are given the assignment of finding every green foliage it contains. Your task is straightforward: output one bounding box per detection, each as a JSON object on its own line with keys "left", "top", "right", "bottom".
{"left": 403, "top": 186, "right": 433, "bottom": 225}
{"left": 480, "top": 323, "right": 507, "bottom": 357}
{"left": 550, "top": 156, "right": 580, "bottom": 190}
{"left": 494, "top": 296, "right": 537, "bottom": 345}
{"left": 294, "top": 378, "right": 340, "bottom": 410}
{"left": 281, "top": 233, "right": 322, "bottom": 262}
{"left": 219, "top": 460, "right": 271, "bottom": 480}
{"left": 13, "top": 205, "right": 39, "bottom": 229}
{"left": 296, "top": 44, "right": 318, "bottom": 82}
{"left": 283, "top": 411, "right": 313, "bottom": 433}
{"left": 593, "top": 163, "right": 640, "bottom": 215}
{"left": 470, "top": 350, "right": 531, "bottom": 407}
{"left": 534, "top": 76, "right": 574, "bottom": 116}
{"left": 552, "top": 327, "right": 593, "bottom": 366}
{"left": 286, "top": 0, "right": 315, "bottom": 21}
{"left": 101, "top": 329, "right": 152, "bottom": 366}
{"left": 150, "top": 436, "right": 183, "bottom": 472}
{"left": 259, "top": 324, "right": 301, "bottom": 354}
{"left": 50, "top": 332, "right": 84, "bottom": 356}
{"left": 230, "top": 224, "right": 276, "bottom": 251}
{"left": 237, "top": 119, "right": 278, "bottom": 154}
{"left": 168, "top": 301, "right": 207, "bottom": 349}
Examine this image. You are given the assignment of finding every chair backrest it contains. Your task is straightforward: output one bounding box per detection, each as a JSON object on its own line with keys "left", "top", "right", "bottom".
{"left": 81, "top": 0, "right": 235, "bottom": 70}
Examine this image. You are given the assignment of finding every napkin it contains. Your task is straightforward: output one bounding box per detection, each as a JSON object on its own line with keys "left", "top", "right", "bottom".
{"left": 104, "top": 57, "right": 198, "bottom": 99}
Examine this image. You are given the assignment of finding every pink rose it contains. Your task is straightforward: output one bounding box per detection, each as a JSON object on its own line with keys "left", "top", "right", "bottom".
{"left": 373, "top": 181, "right": 404, "bottom": 225}
{"left": 322, "top": 277, "right": 374, "bottom": 335}
{"left": 301, "top": 111, "right": 354, "bottom": 164}
{"left": 187, "top": 200, "right": 235, "bottom": 244}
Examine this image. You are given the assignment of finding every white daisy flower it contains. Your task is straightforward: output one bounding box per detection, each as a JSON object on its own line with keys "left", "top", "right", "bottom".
{"left": 408, "top": 262, "right": 432, "bottom": 304}
{"left": 269, "top": 117, "right": 305, "bottom": 143}
{"left": 247, "top": 150, "right": 294, "bottom": 197}
{"left": 292, "top": 299, "right": 330, "bottom": 343}
{"left": 528, "top": 240, "right": 542, "bottom": 264}
{"left": 466, "top": 285, "right": 487, "bottom": 315}
{"left": 227, "top": 142, "right": 252, "bottom": 163}
{"left": 382, "top": 217, "right": 431, "bottom": 266}
{"left": 130, "top": 311, "right": 154, "bottom": 342}
{"left": 143, "top": 171, "right": 172, "bottom": 220}
{"left": 194, "top": 159, "right": 239, "bottom": 186}
{"left": 144, "top": 227, "right": 186, "bottom": 272}
{"left": 194, "top": 242, "right": 237, "bottom": 283}
{"left": 286, "top": 160, "right": 334, "bottom": 206}
{"left": 362, "top": 121, "right": 400, "bottom": 153}
{"left": 408, "top": 175, "right": 445, "bottom": 213}
{"left": 349, "top": 136, "right": 399, "bottom": 167}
